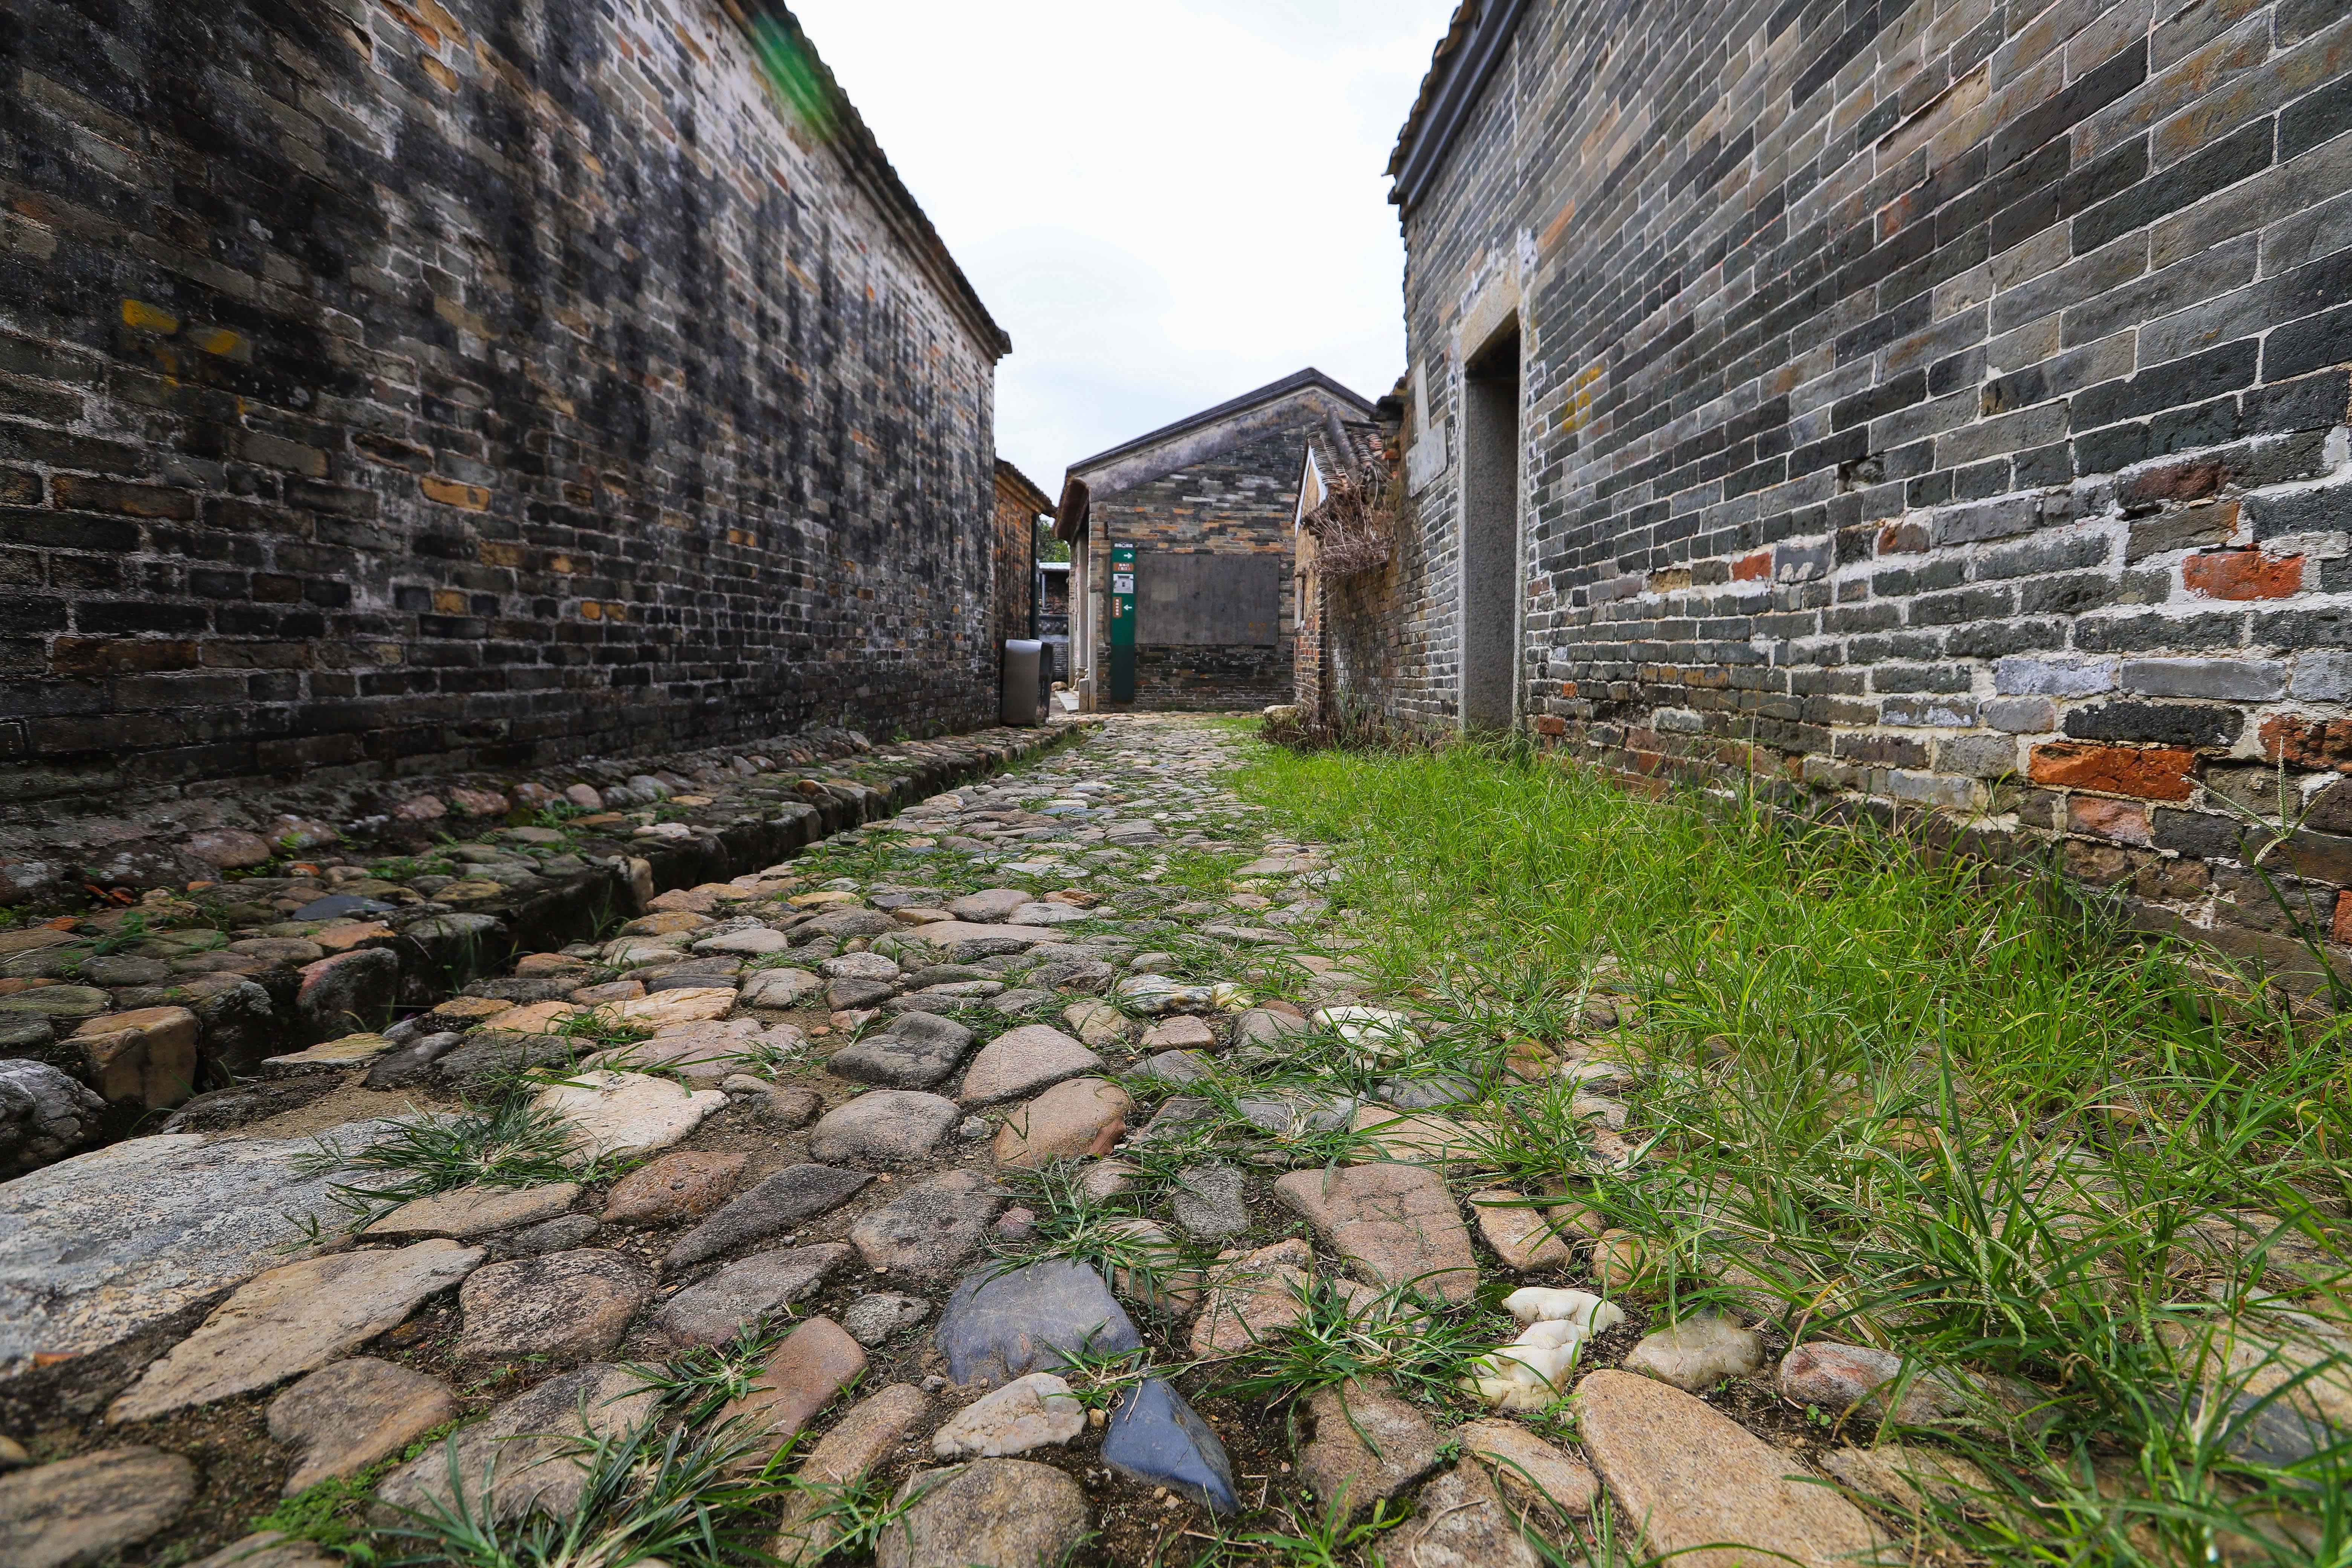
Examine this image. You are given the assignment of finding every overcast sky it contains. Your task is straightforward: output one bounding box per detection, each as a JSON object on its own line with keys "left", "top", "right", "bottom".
{"left": 791, "top": 0, "right": 1458, "bottom": 492}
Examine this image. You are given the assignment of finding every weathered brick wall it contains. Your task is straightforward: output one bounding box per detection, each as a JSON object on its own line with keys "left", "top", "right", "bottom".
{"left": 1386, "top": 0, "right": 2352, "bottom": 971}
{"left": 991, "top": 465, "right": 1045, "bottom": 651}
{"left": 0, "top": 0, "right": 1006, "bottom": 813}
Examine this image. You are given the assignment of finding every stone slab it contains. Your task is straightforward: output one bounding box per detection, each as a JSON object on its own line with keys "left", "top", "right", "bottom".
{"left": 0, "top": 1122, "right": 396, "bottom": 1375}
{"left": 1574, "top": 1369, "right": 1880, "bottom": 1568}
{"left": 108, "top": 1238, "right": 481, "bottom": 1422}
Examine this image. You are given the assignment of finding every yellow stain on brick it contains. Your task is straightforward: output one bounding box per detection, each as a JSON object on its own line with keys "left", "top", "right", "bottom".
{"left": 420, "top": 55, "right": 459, "bottom": 92}
{"left": 580, "top": 601, "right": 602, "bottom": 621}
{"left": 431, "top": 588, "right": 468, "bottom": 614}
{"left": 548, "top": 554, "right": 577, "bottom": 574}
{"left": 604, "top": 602, "right": 626, "bottom": 622}
{"left": 121, "top": 299, "right": 178, "bottom": 334}
{"left": 190, "top": 326, "right": 244, "bottom": 359}
{"left": 478, "top": 541, "right": 525, "bottom": 567}
{"left": 421, "top": 475, "right": 490, "bottom": 510}
{"left": 659, "top": 510, "right": 690, "bottom": 530}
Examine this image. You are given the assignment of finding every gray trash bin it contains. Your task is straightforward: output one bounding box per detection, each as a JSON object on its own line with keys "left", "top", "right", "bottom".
{"left": 1000, "top": 640, "right": 1042, "bottom": 726}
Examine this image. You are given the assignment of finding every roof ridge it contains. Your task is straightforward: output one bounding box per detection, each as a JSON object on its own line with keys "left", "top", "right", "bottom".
{"left": 1065, "top": 368, "right": 1377, "bottom": 475}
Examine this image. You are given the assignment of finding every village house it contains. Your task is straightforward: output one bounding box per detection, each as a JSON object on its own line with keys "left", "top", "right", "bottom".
{"left": 1057, "top": 370, "right": 1376, "bottom": 712}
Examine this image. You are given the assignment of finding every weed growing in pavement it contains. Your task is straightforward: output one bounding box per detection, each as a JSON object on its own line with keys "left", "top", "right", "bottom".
{"left": 1200, "top": 1496, "right": 1414, "bottom": 1568}
{"left": 1209, "top": 1275, "right": 1507, "bottom": 1412}
{"left": 297, "top": 1089, "right": 597, "bottom": 1231}
{"left": 777, "top": 1469, "right": 919, "bottom": 1563}
{"left": 367, "top": 1415, "right": 788, "bottom": 1568}
{"left": 625, "top": 1318, "right": 795, "bottom": 1427}
{"left": 548, "top": 1008, "right": 655, "bottom": 1054}
{"left": 983, "top": 1161, "right": 1215, "bottom": 1320}
{"left": 1050, "top": 1336, "right": 1159, "bottom": 1412}
{"left": 1227, "top": 729, "right": 2352, "bottom": 1564}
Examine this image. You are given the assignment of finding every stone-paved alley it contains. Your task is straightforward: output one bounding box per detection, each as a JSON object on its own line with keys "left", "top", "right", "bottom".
{"left": 0, "top": 714, "right": 1895, "bottom": 1566}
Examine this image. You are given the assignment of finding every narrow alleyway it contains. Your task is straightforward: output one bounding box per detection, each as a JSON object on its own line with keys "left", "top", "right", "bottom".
{"left": 2, "top": 714, "right": 2346, "bottom": 1566}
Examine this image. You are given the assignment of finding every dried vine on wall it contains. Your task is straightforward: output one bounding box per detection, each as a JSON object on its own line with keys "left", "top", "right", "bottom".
{"left": 1304, "top": 461, "right": 1401, "bottom": 577}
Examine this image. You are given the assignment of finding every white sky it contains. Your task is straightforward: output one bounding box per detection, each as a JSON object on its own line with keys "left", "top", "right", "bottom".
{"left": 790, "top": 0, "right": 1459, "bottom": 491}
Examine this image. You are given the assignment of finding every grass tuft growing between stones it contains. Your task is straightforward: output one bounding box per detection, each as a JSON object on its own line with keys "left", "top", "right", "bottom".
{"left": 1230, "top": 730, "right": 2352, "bottom": 1566}
{"left": 370, "top": 1415, "right": 787, "bottom": 1568}
{"left": 298, "top": 1091, "right": 597, "bottom": 1232}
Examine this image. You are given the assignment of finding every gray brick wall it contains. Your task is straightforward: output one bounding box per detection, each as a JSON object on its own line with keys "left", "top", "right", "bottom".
{"left": 0, "top": 0, "right": 1005, "bottom": 811}
{"left": 1385, "top": 0, "right": 2352, "bottom": 971}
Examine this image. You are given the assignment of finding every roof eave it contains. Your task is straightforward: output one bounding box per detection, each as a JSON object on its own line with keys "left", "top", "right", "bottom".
{"left": 720, "top": 2, "right": 1012, "bottom": 359}
{"left": 1386, "top": 0, "right": 1532, "bottom": 214}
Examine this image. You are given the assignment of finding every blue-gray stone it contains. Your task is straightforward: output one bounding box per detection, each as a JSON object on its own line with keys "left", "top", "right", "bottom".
{"left": 936, "top": 1260, "right": 1139, "bottom": 1386}
{"left": 1102, "top": 1378, "right": 1239, "bottom": 1514}
{"left": 1377, "top": 1072, "right": 1479, "bottom": 1110}
{"left": 294, "top": 894, "right": 393, "bottom": 920}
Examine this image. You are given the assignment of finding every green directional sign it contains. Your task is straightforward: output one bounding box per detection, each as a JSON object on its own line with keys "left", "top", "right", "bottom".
{"left": 1109, "top": 543, "right": 1136, "bottom": 703}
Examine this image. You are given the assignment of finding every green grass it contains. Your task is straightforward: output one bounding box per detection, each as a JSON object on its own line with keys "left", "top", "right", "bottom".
{"left": 1228, "top": 730, "right": 2352, "bottom": 1566}
{"left": 297, "top": 1084, "right": 602, "bottom": 1232}
{"left": 625, "top": 1318, "right": 797, "bottom": 1427}
{"left": 369, "top": 1416, "right": 788, "bottom": 1568}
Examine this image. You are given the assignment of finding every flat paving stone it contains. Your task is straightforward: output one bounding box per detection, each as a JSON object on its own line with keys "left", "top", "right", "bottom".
{"left": 808, "top": 1090, "right": 960, "bottom": 1164}
{"left": 1139, "top": 1014, "right": 1216, "bottom": 1051}
{"left": 1133, "top": 1049, "right": 1212, "bottom": 1086}
{"left": 992, "top": 1076, "right": 1132, "bottom": 1168}
{"left": 1272, "top": 1163, "right": 1478, "bottom": 1303}
{"left": 531, "top": 1070, "right": 728, "bottom": 1161}
{"left": 848, "top": 1170, "right": 1004, "bottom": 1277}
{"left": 658, "top": 1245, "right": 851, "bottom": 1345}
{"left": 0, "top": 1446, "right": 195, "bottom": 1568}
{"left": 369, "top": 1183, "right": 580, "bottom": 1239}
{"left": 718, "top": 1316, "right": 867, "bottom": 1455}
{"left": 1296, "top": 1378, "right": 1439, "bottom": 1520}
{"left": 741, "top": 968, "right": 824, "bottom": 1007}
{"left": 1574, "top": 1369, "right": 1880, "bottom": 1568}
{"left": 936, "top": 1260, "right": 1140, "bottom": 1386}
{"left": 1456, "top": 1417, "right": 1600, "bottom": 1517}
{"left": 665, "top": 1164, "right": 875, "bottom": 1269}
{"left": 957, "top": 1024, "right": 1099, "bottom": 1105}
{"left": 268, "top": 1357, "right": 456, "bottom": 1495}
{"left": 1170, "top": 1164, "right": 1251, "bottom": 1241}
{"left": 945, "top": 888, "right": 1032, "bottom": 922}
{"left": 0, "top": 1122, "right": 401, "bottom": 1374}
{"left": 879, "top": 1457, "right": 1090, "bottom": 1568}
{"left": 1470, "top": 1189, "right": 1575, "bottom": 1271}
{"left": 454, "top": 1248, "right": 653, "bottom": 1362}
{"left": 931, "top": 1370, "right": 1085, "bottom": 1458}
{"left": 828, "top": 1013, "right": 976, "bottom": 1089}
{"left": 771, "top": 1383, "right": 931, "bottom": 1563}
{"left": 108, "top": 1237, "right": 482, "bottom": 1422}
{"left": 601, "top": 1152, "right": 747, "bottom": 1225}
{"left": 1386, "top": 1461, "right": 1541, "bottom": 1568}
{"left": 842, "top": 1292, "right": 933, "bottom": 1345}
{"left": 1063, "top": 998, "right": 1131, "bottom": 1047}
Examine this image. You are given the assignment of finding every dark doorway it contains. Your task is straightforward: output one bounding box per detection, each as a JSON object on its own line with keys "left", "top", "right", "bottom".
{"left": 1460, "top": 325, "right": 1522, "bottom": 730}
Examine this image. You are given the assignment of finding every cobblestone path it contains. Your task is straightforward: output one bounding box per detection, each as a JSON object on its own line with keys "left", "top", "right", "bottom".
{"left": 6, "top": 713, "right": 2338, "bottom": 1567}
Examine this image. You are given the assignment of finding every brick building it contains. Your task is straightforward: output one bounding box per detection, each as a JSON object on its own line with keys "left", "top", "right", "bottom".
{"left": 1060, "top": 370, "right": 1375, "bottom": 712}
{"left": 1360, "top": 0, "right": 2352, "bottom": 974}
{"left": 991, "top": 458, "right": 1056, "bottom": 652}
{"left": 0, "top": 1, "right": 1009, "bottom": 811}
